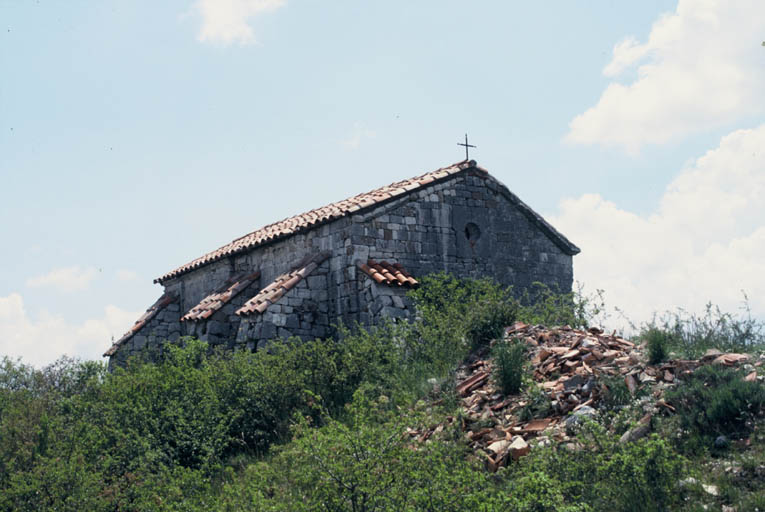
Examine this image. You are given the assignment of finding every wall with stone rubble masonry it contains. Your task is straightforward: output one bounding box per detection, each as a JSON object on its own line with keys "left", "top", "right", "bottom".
{"left": 357, "top": 275, "right": 414, "bottom": 326}
{"left": 107, "top": 300, "right": 181, "bottom": 369}
{"left": 108, "top": 168, "right": 574, "bottom": 365}
{"left": 183, "top": 279, "right": 262, "bottom": 349}
{"left": 235, "top": 259, "right": 330, "bottom": 349}
{"left": 340, "top": 169, "right": 573, "bottom": 327}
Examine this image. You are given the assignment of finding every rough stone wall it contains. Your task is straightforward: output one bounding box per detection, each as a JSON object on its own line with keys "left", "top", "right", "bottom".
{"left": 107, "top": 300, "right": 181, "bottom": 369}
{"left": 357, "top": 275, "right": 414, "bottom": 326}
{"left": 235, "top": 258, "right": 330, "bottom": 349}
{"left": 182, "top": 279, "right": 262, "bottom": 349}
{"left": 340, "top": 169, "right": 573, "bottom": 328}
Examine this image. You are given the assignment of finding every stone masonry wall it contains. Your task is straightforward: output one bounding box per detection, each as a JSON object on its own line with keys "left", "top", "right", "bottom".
{"left": 357, "top": 275, "right": 414, "bottom": 327}
{"left": 107, "top": 300, "right": 181, "bottom": 368}
{"left": 341, "top": 169, "right": 573, "bottom": 328}
{"left": 182, "top": 278, "right": 262, "bottom": 349}
{"left": 235, "top": 258, "right": 330, "bottom": 349}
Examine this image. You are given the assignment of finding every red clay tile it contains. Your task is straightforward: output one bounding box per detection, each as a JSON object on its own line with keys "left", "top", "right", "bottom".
{"left": 181, "top": 271, "right": 261, "bottom": 322}
{"left": 359, "top": 259, "right": 418, "bottom": 288}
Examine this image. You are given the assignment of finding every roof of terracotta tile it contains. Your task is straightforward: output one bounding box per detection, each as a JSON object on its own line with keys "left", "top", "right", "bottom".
{"left": 359, "top": 259, "right": 418, "bottom": 287}
{"left": 236, "top": 252, "right": 330, "bottom": 316}
{"left": 156, "top": 159, "right": 580, "bottom": 283}
{"left": 181, "top": 271, "right": 261, "bottom": 322}
{"left": 103, "top": 292, "right": 177, "bottom": 357}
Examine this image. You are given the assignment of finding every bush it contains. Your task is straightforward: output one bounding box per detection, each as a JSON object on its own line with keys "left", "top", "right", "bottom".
{"left": 515, "top": 282, "right": 606, "bottom": 330}
{"left": 665, "top": 365, "right": 765, "bottom": 445}
{"left": 0, "top": 330, "right": 414, "bottom": 510}
{"left": 466, "top": 300, "right": 518, "bottom": 350}
{"left": 506, "top": 423, "right": 687, "bottom": 512}
{"left": 641, "top": 298, "right": 765, "bottom": 359}
{"left": 518, "top": 384, "right": 554, "bottom": 421}
{"left": 217, "top": 392, "right": 505, "bottom": 511}
{"left": 643, "top": 327, "right": 673, "bottom": 364}
{"left": 407, "top": 273, "right": 516, "bottom": 374}
{"left": 493, "top": 338, "right": 527, "bottom": 395}
{"left": 599, "top": 375, "right": 632, "bottom": 411}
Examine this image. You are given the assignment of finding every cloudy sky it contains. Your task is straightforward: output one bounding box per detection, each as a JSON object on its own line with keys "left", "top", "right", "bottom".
{"left": 2, "top": 0, "right": 764, "bottom": 366}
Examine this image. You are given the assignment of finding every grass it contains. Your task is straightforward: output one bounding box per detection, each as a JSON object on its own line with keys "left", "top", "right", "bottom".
{"left": 492, "top": 338, "right": 527, "bottom": 395}
{"left": 640, "top": 298, "right": 765, "bottom": 359}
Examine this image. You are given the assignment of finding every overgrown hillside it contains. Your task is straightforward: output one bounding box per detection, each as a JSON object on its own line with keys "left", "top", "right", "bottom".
{"left": 1, "top": 274, "right": 763, "bottom": 511}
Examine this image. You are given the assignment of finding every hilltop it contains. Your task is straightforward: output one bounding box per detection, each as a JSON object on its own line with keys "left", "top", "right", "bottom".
{"left": 0, "top": 274, "right": 763, "bottom": 511}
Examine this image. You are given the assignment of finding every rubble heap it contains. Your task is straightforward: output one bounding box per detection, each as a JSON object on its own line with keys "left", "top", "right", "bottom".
{"left": 408, "top": 322, "right": 757, "bottom": 472}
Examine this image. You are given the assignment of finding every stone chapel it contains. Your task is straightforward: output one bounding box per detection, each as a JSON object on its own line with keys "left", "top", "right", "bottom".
{"left": 104, "top": 160, "right": 580, "bottom": 367}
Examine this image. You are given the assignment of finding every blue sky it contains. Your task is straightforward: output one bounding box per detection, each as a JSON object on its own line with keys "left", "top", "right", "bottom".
{"left": 2, "top": 0, "right": 764, "bottom": 366}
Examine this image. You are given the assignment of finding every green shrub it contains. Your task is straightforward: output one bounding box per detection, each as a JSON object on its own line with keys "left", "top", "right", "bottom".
{"left": 218, "top": 392, "right": 504, "bottom": 511}
{"left": 599, "top": 375, "right": 632, "bottom": 411}
{"left": 642, "top": 298, "right": 765, "bottom": 358}
{"left": 507, "top": 423, "right": 687, "bottom": 512}
{"left": 407, "top": 272, "right": 516, "bottom": 373}
{"left": 665, "top": 365, "right": 765, "bottom": 445}
{"left": 643, "top": 327, "right": 673, "bottom": 364}
{"left": 518, "top": 384, "right": 554, "bottom": 421}
{"left": 515, "top": 282, "right": 606, "bottom": 329}
{"left": 0, "top": 331, "right": 414, "bottom": 510}
{"left": 505, "top": 471, "right": 586, "bottom": 512}
{"left": 493, "top": 338, "right": 527, "bottom": 395}
{"left": 595, "top": 434, "right": 685, "bottom": 511}
{"left": 466, "top": 299, "right": 518, "bottom": 350}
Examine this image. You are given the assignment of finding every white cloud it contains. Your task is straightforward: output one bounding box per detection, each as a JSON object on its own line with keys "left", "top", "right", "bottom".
{"left": 566, "top": 0, "right": 765, "bottom": 153}
{"left": 0, "top": 293, "right": 141, "bottom": 367}
{"left": 193, "top": 0, "right": 286, "bottom": 46}
{"left": 551, "top": 124, "right": 765, "bottom": 326}
{"left": 116, "top": 269, "right": 139, "bottom": 282}
{"left": 341, "top": 122, "right": 376, "bottom": 150}
{"left": 26, "top": 266, "right": 99, "bottom": 293}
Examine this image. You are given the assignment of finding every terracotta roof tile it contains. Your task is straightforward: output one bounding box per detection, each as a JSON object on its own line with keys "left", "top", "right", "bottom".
{"left": 156, "top": 160, "right": 476, "bottom": 283}
{"left": 359, "top": 259, "right": 418, "bottom": 287}
{"left": 236, "top": 252, "right": 330, "bottom": 316}
{"left": 181, "top": 271, "right": 261, "bottom": 322}
{"left": 103, "top": 292, "right": 177, "bottom": 357}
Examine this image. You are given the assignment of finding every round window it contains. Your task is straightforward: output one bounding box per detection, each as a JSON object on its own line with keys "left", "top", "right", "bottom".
{"left": 464, "top": 222, "right": 481, "bottom": 241}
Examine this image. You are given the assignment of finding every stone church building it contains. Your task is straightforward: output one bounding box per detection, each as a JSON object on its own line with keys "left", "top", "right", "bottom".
{"left": 104, "top": 160, "right": 579, "bottom": 366}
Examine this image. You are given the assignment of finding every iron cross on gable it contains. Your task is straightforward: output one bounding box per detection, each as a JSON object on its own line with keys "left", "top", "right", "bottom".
{"left": 457, "top": 133, "right": 476, "bottom": 160}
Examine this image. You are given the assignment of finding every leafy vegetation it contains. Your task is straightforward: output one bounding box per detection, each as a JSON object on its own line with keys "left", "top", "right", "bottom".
{"left": 640, "top": 298, "right": 765, "bottom": 359}
{"left": 492, "top": 337, "right": 527, "bottom": 395}
{"left": 643, "top": 327, "right": 673, "bottom": 364}
{"left": 0, "top": 274, "right": 763, "bottom": 510}
{"left": 505, "top": 423, "right": 687, "bottom": 512}
{"left": 515, "top": 281, "right": 606, "bottom": 330}
{"left": 664, "top": 365, "right": 765, "bottom": 447}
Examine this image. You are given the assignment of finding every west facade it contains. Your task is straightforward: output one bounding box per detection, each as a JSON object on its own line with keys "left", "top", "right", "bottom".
{"left": 104, "top": 160, "right": 579, "bottom": 367}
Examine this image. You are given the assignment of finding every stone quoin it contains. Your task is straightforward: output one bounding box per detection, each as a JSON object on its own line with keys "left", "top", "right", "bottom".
{"left": 104, "top": 160, "right": 580, "bottom": 368}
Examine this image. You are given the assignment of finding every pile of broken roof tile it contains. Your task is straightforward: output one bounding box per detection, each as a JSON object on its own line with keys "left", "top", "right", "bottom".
{"left": 407, "top": 322, "right": 758, "bottom": 472}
